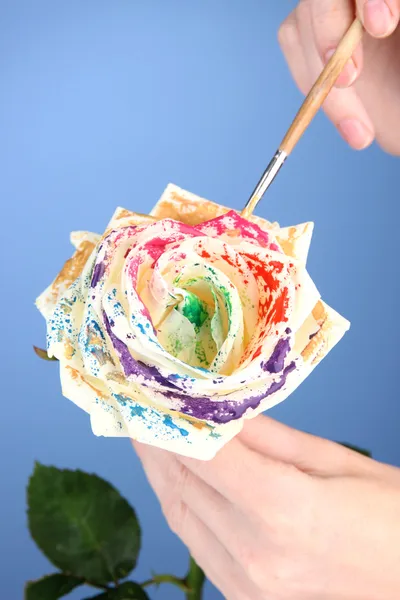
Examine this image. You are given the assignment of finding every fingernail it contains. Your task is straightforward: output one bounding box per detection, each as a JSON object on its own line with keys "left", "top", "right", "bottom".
{"left": 337, "top": 119, "right": 374, "bottom": 150}
{"left": 325, "top": 49, "right": 358, "bottom": 87}
{"left": 364, "top": 0, "right": 393, "bottom": 37}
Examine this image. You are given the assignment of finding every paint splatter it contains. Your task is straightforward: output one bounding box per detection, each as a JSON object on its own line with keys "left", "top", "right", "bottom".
{"left": 37, "top": 189, "right": 347, "bottom": 461}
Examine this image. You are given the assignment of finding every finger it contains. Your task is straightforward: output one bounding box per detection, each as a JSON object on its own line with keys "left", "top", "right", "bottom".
{"left": 175, "top": 454, "right": 305, "bottom": 597}
{"left": 171, "top": 453, "right": 272, "bottom": 568}
{"left": 133, "top": 442, "right": 260, "bottom": 600}
{"left": 357, "top": 0, "right": 400, "bottom": 38}
{"left": 295, "top": 1, "right": 375, "bottom": 149}
{"left": 238, "top": 415, "right": 376, "bottom": 477}
{"left": 176, "top": 510, "right": 261, "bottom": 600}
{"left": 310, "top": 0, "right": 363, "bottom": 88}
{"left": 177, "top": 436, "right": 305, "bottom": 511}
{"left": 278, "top": 10, "right": 310, "bottom": 91}
{"left": 355, "top": 35, "right": 400, "bottom": 155}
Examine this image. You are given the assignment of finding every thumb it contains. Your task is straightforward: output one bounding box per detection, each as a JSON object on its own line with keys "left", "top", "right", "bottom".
{"left": 237, "top": 415, "right": 373, "bottom": 477}
{"left": 356, "top": 0, "right": 400, "bottom": 38}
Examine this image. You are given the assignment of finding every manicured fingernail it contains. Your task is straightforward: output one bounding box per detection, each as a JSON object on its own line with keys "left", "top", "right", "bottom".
{"left": 325, "top": 49, "right": 358, "bottom": 87}
{"left": 364, "top": 0, "right": 393, "bottom": 37}
{"left": 337, "top": 119, "right": 374, "bottom": 150}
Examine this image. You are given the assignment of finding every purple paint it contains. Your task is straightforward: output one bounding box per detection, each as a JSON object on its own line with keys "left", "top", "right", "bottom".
{"left": 103, "top": 309, "right": 296, "bottom": 423}
{"left": 91, "top": 261, "right": 106, "bottom": 287}
{"left": 103, "top": 308, "right": 296, "bottom": 424}
{"left": 103, "top": 312, "right": 179, "bottom": 390}
{"left": 261, "top": 337, "right": 290, "bottom": 374}
{"left": 174, "top": 362, "right": 296, "bottom": 424}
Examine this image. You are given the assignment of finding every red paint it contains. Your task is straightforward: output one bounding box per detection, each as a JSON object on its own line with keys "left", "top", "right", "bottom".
{"left": 126, "top": 256, "right": 141, "bottom": 285}
{"left": 170, "top": 252, "right": 187, "bottom": 262}
{"left": 113, "top": 225, "right": 138, "bottom": 245}
{"left": 252, "top": 346, "right": 262, "bottom": 360}
{"left": 237, "top": 250, "right": 294, "bottom": 363}
{"left": 200, "top": 249, "right": 211, "bottom": 259}
{"left": 268, "top": 260, "right": 284, "bottom": 273}
{"left": 197, "top": 211, "right": 275, "bottom": 249}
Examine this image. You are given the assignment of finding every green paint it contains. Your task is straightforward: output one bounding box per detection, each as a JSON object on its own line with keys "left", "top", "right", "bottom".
{"left": 210, "top": 289, "right": 224, "bottom": 351}
{"left": 220, "top": 285, "right": 233, "bottom": 317}
{"left": 163, "top": 268, "right": 237, "bottom": 370}
{"left": 195, "top": 341, "right": 208, "bottom": 365}
{"left": 171, "top": 335, "right": 184, "bottom": 355}
{"left": 181, "top": 293, "right": 208, "bottom": 332}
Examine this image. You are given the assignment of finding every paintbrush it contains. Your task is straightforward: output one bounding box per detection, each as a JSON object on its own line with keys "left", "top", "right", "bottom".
{"left": 242, "top": 18, "right": 364, "bottom": 219}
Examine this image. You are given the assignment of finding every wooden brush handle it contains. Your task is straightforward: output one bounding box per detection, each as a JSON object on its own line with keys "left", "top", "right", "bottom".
{"left": 280, "top": 18, "right": 363, "bottom": 156}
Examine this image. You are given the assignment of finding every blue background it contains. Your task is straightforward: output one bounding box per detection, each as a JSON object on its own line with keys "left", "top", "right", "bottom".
{"left": 1, "top": 1, "right": 399, "bottom": 598}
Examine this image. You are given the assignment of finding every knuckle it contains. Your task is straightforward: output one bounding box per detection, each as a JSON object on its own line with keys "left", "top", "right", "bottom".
{"left": 163, "top": 495, "right": 188, "bottom": 535}
{"left": 231, "top": 591, "right": 254, "bottom": 600}
{"left": 238, "top": 545, "right": 267, "bottom": 590}
{"left": 237, "top": 542, "right": 297, "bottom": 598}
{"left": 312, "top": 2, "right": 340, "bottom": 25}
{"left": 265, "top": 559, "right": 296, "bottom": 599}
{"left": 160, "top": 461, "right": 191, "bottom": 535}
{"left": 296, "top": 0, "right": 312, "bottom": 22}
{"left": 311, "top": 2, "right": 352, "bottom": 52}
{"left": 278, "top": 17, "right": 298, "bottom": 48}
{"left": 213, "top": 580, "right": 249, "bottom": 600}
{"left": 262, "top": 509, "right": 291, "bottom": 543}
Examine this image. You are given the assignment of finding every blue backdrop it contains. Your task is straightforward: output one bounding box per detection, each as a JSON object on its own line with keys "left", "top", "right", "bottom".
{"left": 1, "top": 1, "right": 399, "bottom": 598}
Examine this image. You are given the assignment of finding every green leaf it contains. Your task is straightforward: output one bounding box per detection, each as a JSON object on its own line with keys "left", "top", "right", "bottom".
{"left": 25, "top": 573, "right": 82, "bottom": 600}
{"left": 27, "top": 463, "right": 141, "bottom": 586}
{"left": 340, "top": 443, "right": 372, "bottom": 458}
{"left": 33, "top": 346, "right": 58, "bottom": 361}
{"left": 84, "top": 582, "right": 150, "bottom": 600}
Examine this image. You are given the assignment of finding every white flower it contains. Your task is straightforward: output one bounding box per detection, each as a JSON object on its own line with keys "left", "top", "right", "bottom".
{"left": 36, "top": 184, "right": 349, "bottom": 459}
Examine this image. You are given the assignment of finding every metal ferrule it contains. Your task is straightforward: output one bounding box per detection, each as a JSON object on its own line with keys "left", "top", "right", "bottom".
{"left": 242, "top": 149, "right": 287, "bottom": 218}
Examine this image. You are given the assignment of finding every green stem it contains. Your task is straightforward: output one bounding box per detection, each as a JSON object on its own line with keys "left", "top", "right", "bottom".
{"left": 141, "top": 574, "right": 190, "bottom": 592}
{"left": 185, "top": 557, "right": 206, "bottom": 600}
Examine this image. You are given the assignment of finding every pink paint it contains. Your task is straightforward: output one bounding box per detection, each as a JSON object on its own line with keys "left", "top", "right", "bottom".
{"left": 197, "top": 210, "right": 278, "bottom": 250}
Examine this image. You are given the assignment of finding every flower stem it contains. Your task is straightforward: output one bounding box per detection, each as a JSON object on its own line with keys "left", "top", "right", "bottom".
{"left": 185, "top": 557, "right": 205, "bottom": 600}
{"left": 141, "top": 574, "right": 190, "bottom": 592}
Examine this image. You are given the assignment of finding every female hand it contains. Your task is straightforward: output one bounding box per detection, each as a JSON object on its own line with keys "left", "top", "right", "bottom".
{"left": 278, "top": 0, "right": 400, "bottom": 155}
{"left": 134, "top": 416, "right": 400, "bottom": 600}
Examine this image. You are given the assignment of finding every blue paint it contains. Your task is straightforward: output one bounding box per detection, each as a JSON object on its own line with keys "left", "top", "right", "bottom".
{"left": 114, "top": 394, "right": 147, "bottom": 419}
{"left": 90, "top": 319, "right": 106, "bottom": 340}
{"left": 163, "top": 415, "right": 189, "bottom": 437}
{"left": 114, "top": 394, "right": 128, "bottom": 407}
{"left": 137, "top": 323, "right": 146, "bottom": 335}
{"left": 130, "top": 404, "right": 147, "bottom": 418}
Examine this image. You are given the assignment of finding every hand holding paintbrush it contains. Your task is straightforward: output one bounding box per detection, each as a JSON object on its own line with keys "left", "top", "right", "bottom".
{"left": 242, "top": 19, "right": 364, "bottom": 218}
{"left": 243, "top": 0, "right": 400, "bottom": 218}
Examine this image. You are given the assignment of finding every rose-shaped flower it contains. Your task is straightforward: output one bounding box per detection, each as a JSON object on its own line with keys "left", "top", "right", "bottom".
{"left": 36, "top": 184, "right": 349, "bottom": 459}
